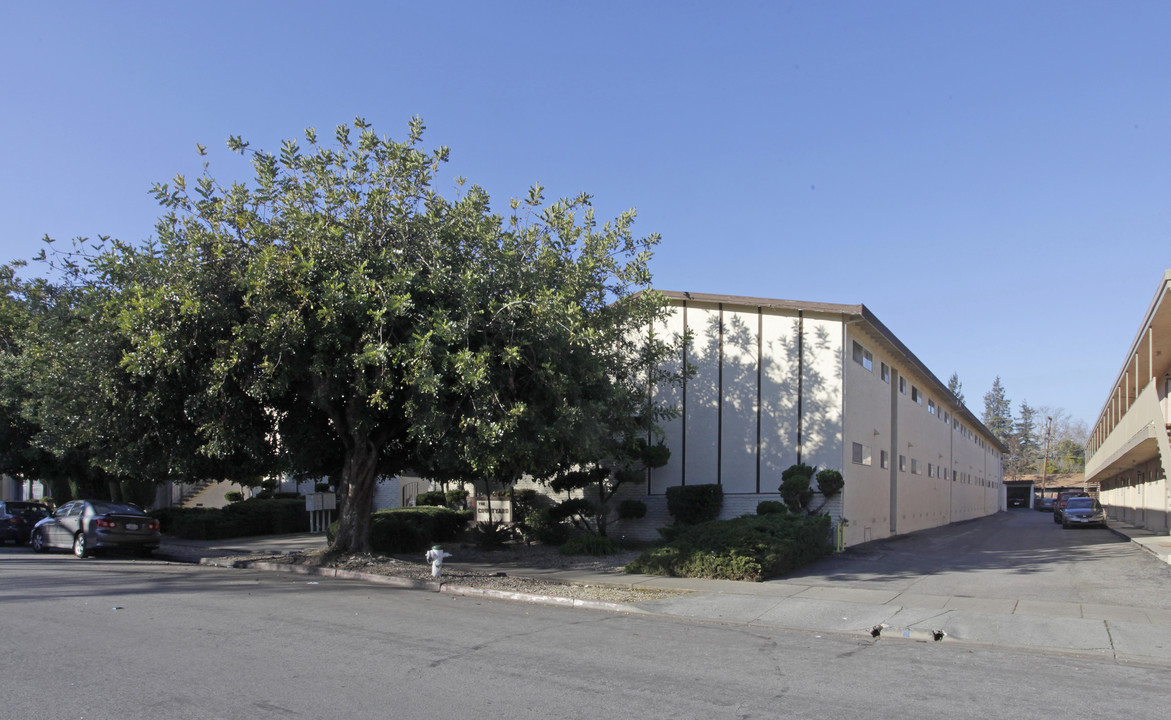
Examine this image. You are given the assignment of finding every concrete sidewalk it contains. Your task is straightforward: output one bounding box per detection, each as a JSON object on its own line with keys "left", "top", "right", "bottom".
{"left": 155, "top": 522, "right": 1171, "bottom": 664}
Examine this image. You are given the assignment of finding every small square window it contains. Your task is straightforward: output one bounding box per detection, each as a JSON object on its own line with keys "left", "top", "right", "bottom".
{"left": 852, "top": 442, "right": 872, "bottom": 466}
{"left": 911, "top": 386, "right": 922, "bottom": 404}
{"left": 880, "top": 363, "right": 890, "bottom": 383}
{"left": 927, "top": 399, "right": 936, "bottom": 415}
{"left": 911, "top": 458, "right": 919, "bottom": 474}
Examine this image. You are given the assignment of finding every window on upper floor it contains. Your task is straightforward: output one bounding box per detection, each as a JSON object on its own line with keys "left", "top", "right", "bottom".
{"left": 852, "top": 341, "right": 873, "bottom": 372}
{"left": 911, "top": 386, "right": 922, "bottom": 404}
{"left": 880, "top": 450, "right": 889, "bottom": 469}
{"left": 899, "top": 376, "right": 907, "bottom": 394}
{"left": 898, "top": 454, "right": 906, "bottom": 472}
{"left": 911, "top": 459, "right": 920, "bottom": 474}
{"left": 851, "top": 442, "right": 872, "bottom": 466}
{"left": 927, "top": 399, "right": 936, "bottom": 415}
{"left": 880, "top": 362, "right": 890, "bottom": 383}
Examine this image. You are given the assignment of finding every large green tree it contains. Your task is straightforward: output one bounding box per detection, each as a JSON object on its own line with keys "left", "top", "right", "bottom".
{"left": 53, "top": 117, "right": 671, "bottom": 553}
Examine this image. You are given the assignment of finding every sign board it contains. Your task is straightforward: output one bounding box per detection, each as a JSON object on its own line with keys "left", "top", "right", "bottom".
{"left": 305, "top": 492, "right": 337, "bottom": 512}
{"left": 475, "top": 498, "right": 512, "bottom": 523}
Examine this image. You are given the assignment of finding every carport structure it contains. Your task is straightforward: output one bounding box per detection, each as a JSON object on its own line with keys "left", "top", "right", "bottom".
{"left": 1085, "top": 271, "right": 1171, "bottom": 532}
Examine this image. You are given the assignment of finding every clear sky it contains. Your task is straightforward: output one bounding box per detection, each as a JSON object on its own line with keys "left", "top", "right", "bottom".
{"left": 2, "top": 1, "right": 1168, "bottom": 431}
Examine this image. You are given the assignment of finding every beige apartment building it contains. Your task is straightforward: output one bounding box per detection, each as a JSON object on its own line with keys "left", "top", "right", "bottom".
{"left": 608, "top": 291, "right": 1007, "bottom": 548}
{"left": 1085, "top": 271, "right": 1171, "bottom": 533}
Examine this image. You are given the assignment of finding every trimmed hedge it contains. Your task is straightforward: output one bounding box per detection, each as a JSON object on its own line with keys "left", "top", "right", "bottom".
{"left": 151, "top": 498, "right": 309, "bottom": 540}
{"left": 625, "top": 513, "right": 832, "bottom": 582}
{"left": 415, "top": 490, "right": 447, "bottom": 507}
{"left": 665, "top": 484, "right": 723, "bottom": 525}
{"left": 368, "top": 506, "right": 468, "bottom": 553}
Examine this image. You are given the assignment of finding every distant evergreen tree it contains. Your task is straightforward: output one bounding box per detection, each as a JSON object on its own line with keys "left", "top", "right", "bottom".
{"left": 947, "top": 373, "right": 965, "bottom": 405}
{"left": 982, "top": 377, "right": 1012, "bottom": 446}
{"left": 1013, "top": 401, "right": 1038, "bottom": 476}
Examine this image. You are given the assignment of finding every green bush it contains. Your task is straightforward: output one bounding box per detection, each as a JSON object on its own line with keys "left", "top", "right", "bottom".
{"left": 815, "top": 469, "right": 844, "bottom": 496}
{"left": 326, "top": 520, "right": 338, "bottom": 544}
{"left": 415, "top": 490, "right": 447, "bottom": 507}
{"left": 314, "top": 482, "right": 332, "bottom": 493}
{"left": 444, "top": 489, "right": 469, "bottom": 509}
{"left": 756, "top": 500, "right": 787, "bottom": 515}
{"left": 559, "top": 534, "right": 619, "bottom": 556}
{"left": 150, "top": 498, "right": 309, "bottom": 540}
{"left": 368, "top": 506, "right": 467, "bottom": 553}
{"left": 617, "top": 499, "right": 648, "bottom": 519}
{"left": 780, "top": 474, "right": 813, "bottom": 512}
{"left": 781, "top": 463, "right": 818, "bottom": 483}
{"left": 520, "top": 507, "right": 570, "bottom": 546}
{"left": 224, "top": 491, "right": 244, "bottom": 503}
{"left": 665, "top": 484, "right": 723, "bottom": 525}
{"left": 626, "top": 513, "right": 832, "bottom": 582}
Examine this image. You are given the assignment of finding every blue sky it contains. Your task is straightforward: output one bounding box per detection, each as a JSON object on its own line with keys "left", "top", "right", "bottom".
{"left": 2, "top": 1, "right": 1168, "bottom": 431}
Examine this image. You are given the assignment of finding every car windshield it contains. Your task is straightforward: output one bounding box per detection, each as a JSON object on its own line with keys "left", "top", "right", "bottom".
{"left": 88, "top": 501, "right": 146, "bottom": 516}
{"left": 1066, "top": 498, "right": 1094, "bottom": 510}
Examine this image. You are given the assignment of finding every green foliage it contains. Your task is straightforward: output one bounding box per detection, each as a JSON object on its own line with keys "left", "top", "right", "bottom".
{"left": 640, "top": 441, "right": 671, "bottom": 469}
{"left": 548, "top": 497, "right": 598, "bottom": 523}
{"left": 559, "top": 534, "right": 619, "bottom": 556}
{"left": 367, "top": 506, "right": 467, "bottom": 553}
{"left": 415, "top": 490, "right": 447, "bottom": 507}
{"left": 756, "top": 500, "right": 787, "bottom": 515}
{"left": 665, "top": 484, "right": 723, "bottom": 525}
{"left": 444, "top": 488, "right": 469, "bottom": 509}
{"left": 626, "top": 513, "right": 832, "bottom": 581}
{"left": 150, "top": 498, "right": 309, "bottom": 540}
{"left": 15, "top": 117, "right": 681, "bottom": 557}
{"left": 519, "top": 507, "right": 570, "bottom": 546}
{"left": 781, "top": 463, "right": 817, "bottom": 483}
{"left": 780, "top": 474, "right": 812, "bottom": 512}
{"left": 314, "top": 483, "right": 332, "bottom": 493}
{"left": 814, "top": 469, "right": 844, "bottom": 496}
{"left": 224, "top": 491, "right": 244, "bottom": 503}
{"left": 617, "top": 499, "right": 647, "bottom": 519}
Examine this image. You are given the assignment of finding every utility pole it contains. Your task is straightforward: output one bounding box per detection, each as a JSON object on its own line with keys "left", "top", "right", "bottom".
{"left": 1041, "top": 416, "right": 1053, "bottom": 502}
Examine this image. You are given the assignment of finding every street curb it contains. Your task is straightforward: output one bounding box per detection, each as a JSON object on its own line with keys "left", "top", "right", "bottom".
{"left": 199, "top": 557, "right": 643, "bottom": 613}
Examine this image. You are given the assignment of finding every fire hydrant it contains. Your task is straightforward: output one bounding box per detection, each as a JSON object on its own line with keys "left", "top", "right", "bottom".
{"left": 425, "top": 545, "right": 452, "bottom": 578}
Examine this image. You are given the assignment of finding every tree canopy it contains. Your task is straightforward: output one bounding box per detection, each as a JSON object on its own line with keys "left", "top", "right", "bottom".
{"left": 11, "top": 117, "right": 677, "bottom": 553}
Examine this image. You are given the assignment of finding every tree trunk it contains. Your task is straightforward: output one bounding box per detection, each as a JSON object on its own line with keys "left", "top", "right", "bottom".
{"left": 330, "top": 440, "right": 380, "bottom": 554}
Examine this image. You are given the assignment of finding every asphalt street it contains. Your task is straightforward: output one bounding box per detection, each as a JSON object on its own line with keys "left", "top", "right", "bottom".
{"left": 3, "top": 538, "right": 1171, "bottom": 720}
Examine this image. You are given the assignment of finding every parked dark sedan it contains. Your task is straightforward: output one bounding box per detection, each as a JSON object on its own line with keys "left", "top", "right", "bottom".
{"left": 0, "top": 501, "right": 51, "bottom": 544}
{"left": 1035, "top": 496, "right": 1055, "bottom": 512}
{"left": 29, "top": 500, "right": 161, "bottom": 558}
{"left": 1061, "top": 497, "right": 1107, "bottom": 529}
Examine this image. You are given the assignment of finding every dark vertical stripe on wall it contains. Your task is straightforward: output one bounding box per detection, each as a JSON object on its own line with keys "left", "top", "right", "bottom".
{"left": 756, "top": 307, "right": 763, "bottom": 493}
{"left": 717, "top": 303, "right": 724, "bottom": 485}
{"left": 681, "top": 302, "right": 688, "bottom": 486}
{"left": 797, "top": 310, "right": 804, "bottom": 465}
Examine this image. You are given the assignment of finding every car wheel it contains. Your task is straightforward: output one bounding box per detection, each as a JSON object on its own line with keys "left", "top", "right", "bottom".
{"left": 73, "top": 533, "right": 90, "bottom": 559}
{"left": 30, "top": 529, "right": 47, "bottom": 553}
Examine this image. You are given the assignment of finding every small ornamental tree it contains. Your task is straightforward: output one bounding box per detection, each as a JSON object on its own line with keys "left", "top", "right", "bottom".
{"left": 549, "top": 439, "right": 670, "bottom": 537}
{"left": 779, "top": 463, "right": 817, "bottom": 512}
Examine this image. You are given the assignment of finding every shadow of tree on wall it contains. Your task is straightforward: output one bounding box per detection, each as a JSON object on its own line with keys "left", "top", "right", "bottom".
{"left": 674, "top": 308, "right": 837, "bottom": 494}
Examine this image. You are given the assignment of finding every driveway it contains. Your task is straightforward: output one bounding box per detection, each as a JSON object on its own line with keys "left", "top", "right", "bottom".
{"left": 782, "top": 508, "right": 1171, "bottom": 611}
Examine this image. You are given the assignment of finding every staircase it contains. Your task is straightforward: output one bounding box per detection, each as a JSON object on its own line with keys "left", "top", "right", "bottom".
{"left": 175, "top": 479, "right": 215, "bottom": 507}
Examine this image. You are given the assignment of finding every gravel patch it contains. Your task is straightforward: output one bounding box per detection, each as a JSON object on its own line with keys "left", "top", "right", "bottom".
{"left": 220, "top": 543, "right": 687, "bottom": 604}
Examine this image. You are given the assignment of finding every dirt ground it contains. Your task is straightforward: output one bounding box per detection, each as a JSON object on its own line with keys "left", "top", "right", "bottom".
{"left": 232, "top": 541, "right": 687, "bottom": 604}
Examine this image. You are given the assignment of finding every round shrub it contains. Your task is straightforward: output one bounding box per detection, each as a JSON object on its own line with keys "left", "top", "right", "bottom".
{"left": 444, "top": 488, "right": 469, "bottom": 509}
{"left": 815, "top": 469, "right": 844, "bottom": 496}
{"left": 415, "top": 490, "right": 446, "bottom": 507}
{"left": 314, "top": 482, "right": 332, "bottom": 493}
{"left": 665, "top": 484, "right": 723, "bottom": 525}
{"left": 224, "top": 491, "right": 244, "bottom": 503}
{"left": 756, "top": 500, "right": 786, "bottom": 515}
{"left": 617, "top": 499, "right": 648, "bottom": 519}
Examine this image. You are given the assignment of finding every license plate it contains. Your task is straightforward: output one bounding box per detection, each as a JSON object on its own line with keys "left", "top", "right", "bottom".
{"left": 125, "top": 523, "right": 139, "bottom": 530}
